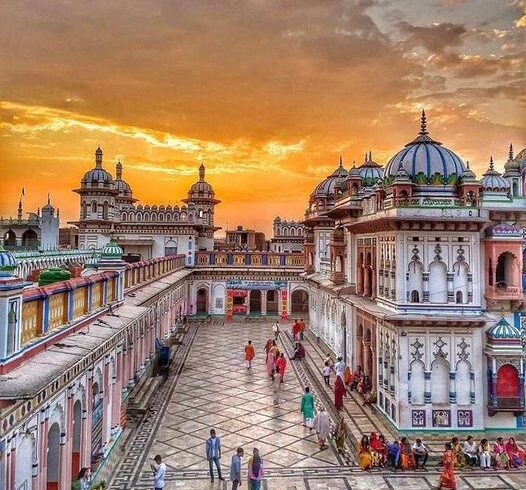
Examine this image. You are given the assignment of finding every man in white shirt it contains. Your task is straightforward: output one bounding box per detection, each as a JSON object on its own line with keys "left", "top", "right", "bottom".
{"left": 272, "top": 321, "right": 280, "bottom": 340}
{"left": 411, "top": 439, "right": 428, "bottom": 469}
{"left": 334, "top": 357, "right": 345, "bottom": 379}
{"left": 150, "top": 455, "right": 166, "bottom": 490}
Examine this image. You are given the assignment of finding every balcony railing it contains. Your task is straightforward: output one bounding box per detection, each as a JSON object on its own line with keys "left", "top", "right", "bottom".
{"left": 195, "top": 251, "right": 304, "bottom": 268}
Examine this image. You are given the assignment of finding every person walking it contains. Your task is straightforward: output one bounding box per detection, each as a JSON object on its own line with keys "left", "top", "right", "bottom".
{"left": 247, "top": 447, "right": 264, "bottom": 490}
{"left": 300, "top": 386, "right": 315, "bottom": 429}
{"left": 206, "top": 429, "right": 224, "bottom": 482}
{"left": 335, "top": 413, "right": 347, "bottom": 454}
{"left": 273, "top": 370, "right": 283, "bottom": 405}
{"left": 150, "top": 455, "right": 166, "bottom": 490}
{"left": 299, "top": 318, "right": 305, "bottom": 340}
{"left": 313, "top": 406, "right": 330, "bottom": 449}
{"left": 334, "top": 374, "right": 346, "bottom": 410}
{"left": 264, "top": 338, "right": 272, "bottom": 362}
{"left": 275, "top": 352, "right": 287, "bottom": 382}
{"left": 322, "top": 361, "right": 331, "bottom": 386}
{"left": 438, "top": 443, "right": 457, "bottom": 490}
{"left": 230, "top": 447, "right": 244, "bottom": 490}
{"left": 272, "top": 320, "right": 280, "bottom": 340}
{"left": 334, "top": 357, "right": 345, "bottom": 379}
{"left": 244, "top": 340, "right": 255, "bottom": 370}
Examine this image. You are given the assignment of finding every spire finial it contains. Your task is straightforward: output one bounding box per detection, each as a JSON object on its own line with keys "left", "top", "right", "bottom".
{"left": 339, "top": 155, "right": 343, "bottom": 167}
{"left": 47, "top": 193, "right": 50, "bottom": 206}
{"left": 368, "top": 151, "right": 372, "bottom": 163}
{"left": 364, "top": 152, "right": 368, "bottom": 163}
{"left": 509, "top": 143, "right": 514, "bottom": 161}
{"left": 199, "top": 162, "right": 205, "bottom": 181}
{"left": 466, "top": 160, "right": 470, "bottom": 169}
{"left": 489, "top": 155, "right": 494, "bottom": 171}
{"left": 419, "top": 109, "right": 428, "bottom": 135}
{"left": 116, "top": 160, "right": 123, "bottom": 179}
{"left": 95, "top": 146, "right": 103, "bottom": 168}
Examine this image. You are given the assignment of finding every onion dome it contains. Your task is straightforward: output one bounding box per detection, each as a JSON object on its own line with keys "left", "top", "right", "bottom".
{"left": 114, "top": 161, "right": 133, "bottom": 197}
{"left": 81, "top": 147, "right": 114, "bottom": 187}
{"left": 187, "top": 163, "right": 216, "bottom": 201}
{"left": 0, "top": 244, "right": 17, "bottom": 275}
{"left": 384, "top": 110, "right": 466, "bottom": 185}
{"left": 503, "top": 143, "right": 520, "bottom": 176}
{"left": 85, "top": 251, "right": 100, "bottom": 269}
{"left": 38, "top": 268, "right": 71, "bottom": 286}
{"left": 358, "top": 151, "right": 384, "bottom": 186}
{"left": 101, "top": 239, "right": 123, "bottom": 258}
{"left": 311, "top": 156, "right": 348, "bottom": 197}
{"left": 487, "top": 317, "right": 521, "bottom": 341}
{"left": 480, "top": 156, "right": 510, "bottom": 191}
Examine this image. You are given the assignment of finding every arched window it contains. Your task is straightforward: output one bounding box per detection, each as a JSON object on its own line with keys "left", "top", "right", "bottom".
{"left": 408, "top": 261, "right": 423, "bottom": 303}
{"left": 496, "top": 252, "right": 515, "bottom": 288}
{"left": 411, "top": 290, "right": 420, "bottom": 303}
{"left": 409, "top": 360, "right": 425, "bottom": 405}
{"left": 455, "top": 291, "right": 463, "bottom": 304}
{"left": 497, "top": 364, "right": 520, "bottom": 398}
{"left": 431, "top": 355, "right": 450, "bottom": 404}
{"left": 429, "top": 261, "right": 447, "bottom": 303}
{"left": 453, "top": 261, "right": 468, "bottom": 304}
{"left": 456, "top": 360, "right": 471, "bottom": 405}
{"left": 91, "top": 201, "right": 97, "bottom": 214}
{"left": 102, "top": 201, "right": 109, "bottom": 220}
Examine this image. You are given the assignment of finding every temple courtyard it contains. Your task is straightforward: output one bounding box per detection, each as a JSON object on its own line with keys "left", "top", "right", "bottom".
{"left": 109, "top": 320, "right": 526, "bottom": 489}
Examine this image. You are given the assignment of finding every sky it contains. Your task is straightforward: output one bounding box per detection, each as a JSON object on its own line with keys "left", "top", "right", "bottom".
{"left": 0, "top": 0, "right": 525, "bottom": 236}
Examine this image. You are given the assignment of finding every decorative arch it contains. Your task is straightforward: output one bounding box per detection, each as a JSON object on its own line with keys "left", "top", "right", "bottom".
{"left": 431, "top": 354, "right": 450, "bottom": 403}
{"left": 429, "top": 260, "right": 447, "bottom": 303}
{"left": 496, "top": 364, "right": 520, "bottom": 398}
{"left": 456, "top": 359, "right": 471, "bottom": 405}
{"left": 409, "top": 360, "right": 425, "bottom": 405}
{"left": 408, "top": 260, "right": 423, "bottom": 303}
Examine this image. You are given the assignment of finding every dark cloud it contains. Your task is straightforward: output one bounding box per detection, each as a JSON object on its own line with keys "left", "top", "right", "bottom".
{"left": 398, "top": 21, "right": 467, "bottom": 53}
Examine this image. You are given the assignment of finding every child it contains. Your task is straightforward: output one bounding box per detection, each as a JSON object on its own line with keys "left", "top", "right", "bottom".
{"left": 322, "top": 361, "right": 331, "bottom": 386}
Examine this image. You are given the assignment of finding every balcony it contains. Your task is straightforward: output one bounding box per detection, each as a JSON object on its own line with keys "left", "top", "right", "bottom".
{"left": 488, "top": 397, "right": 525, "bottom": 416}
{"left": 485, "top": 284, "right": 522, "bottom": 301}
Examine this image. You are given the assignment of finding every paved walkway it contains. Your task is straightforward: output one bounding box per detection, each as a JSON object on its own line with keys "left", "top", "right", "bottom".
{"left": 109, "top": 320, "right": 526, "bottom": 489}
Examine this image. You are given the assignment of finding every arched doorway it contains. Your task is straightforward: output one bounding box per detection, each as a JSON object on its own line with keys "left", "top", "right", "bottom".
{"left": 291, "top": 289, "right": 308, "bottom": 313}
{"left": 497, "top": 364, "right": 520, "bottom": 399}
{"left": 72, "top": 400, "right": 82, "bottom": 479}
{"left": 22, "top": 229, "right": 39, "bottom": 249}
{"left": 15, "top": 434, "right": 34, "bottom": 490}
{"left": 266, "top": 290, "right": 279, "bottom": 314}
{"left": 496, "top": 252, "right": 516, "bottom": 288}
{"left": 47, "top": 422, "right": 61, "bottom": 490}
{"left": 4, "top": 229, "right": 16, "bottom": 247}
{"left": 249, "top": 290, "right": 261, "bottom": 314}
{"left": 196, "top": 288, "right": 208, "bottom": 314}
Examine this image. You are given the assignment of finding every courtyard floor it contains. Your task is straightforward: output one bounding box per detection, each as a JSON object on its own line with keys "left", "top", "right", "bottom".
{"left": 109, "top": 320, "right": 526, "bottom": 489}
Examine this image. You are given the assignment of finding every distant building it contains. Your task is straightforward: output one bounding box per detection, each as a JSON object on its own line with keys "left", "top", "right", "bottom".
{"left": 270, "top": 217, "right": 304, "bottom": 252}
{"left": 225, "top": 225, "right": 267, "bottom": 251}
{"left": 0, "top": 195, "right": 59, "bottom": 251}
{"left": 59, "top": 226, "right": 79, "bottom": 248}
{"left": 70, "top": 147, "right": 220, "bottom": 265}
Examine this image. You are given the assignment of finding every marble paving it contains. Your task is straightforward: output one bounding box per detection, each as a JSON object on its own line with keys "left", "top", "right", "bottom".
{"left": 109, "top": 321, "right": 526, "bottom": 489}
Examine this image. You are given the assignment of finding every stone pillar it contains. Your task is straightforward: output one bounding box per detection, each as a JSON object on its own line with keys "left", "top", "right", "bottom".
{"left": 363, "top": 341, "right": 370, "bottom": 377}
{"left": 112, "top": 351, "right": 123, "bottom": 437}
{"left": 58, "top": 427, "right": 68, "bottom": 490}
{"left": 449, "top": 371, "right": 456, "bottom": 404}
{"left": 261, "top": 290, "right": 267, "bottom": 316}
{"left": 39, "top": 407, "right": 50, "bottom": 489}
{"left": 246, "top": 291, "right": 251, "bottom": 316}
{"left": 422, "top": 273, "right": 430, "bottom": 302}
{"left": 363, "top": 266, "right": 370, "bottom": 297}
{"left": 447, "top": 272, "right": 454, "bottom": 303}
{"left": 60, "top": 388, "right": 74, "bottom": 490}
{"left": 101, "top": 358, "right": 110, "bottom": 450}
{"left": 424, "top": 371, "right": 431, "bottom": 403}
{"left": 6, "top": 435, "right": 15, "bottom": 490}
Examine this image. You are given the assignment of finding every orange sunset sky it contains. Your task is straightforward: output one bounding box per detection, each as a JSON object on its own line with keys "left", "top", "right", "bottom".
{"left": 1, "top": 0, "right": 525, "bottom": 236}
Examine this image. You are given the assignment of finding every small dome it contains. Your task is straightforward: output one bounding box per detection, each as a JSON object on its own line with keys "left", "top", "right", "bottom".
{"left": 101, "top": 239, "right": 123, "bottom": 258}
{"left": 384, "top": 111, "right": 466, "bottom": 185}
{"left": 0, "top": 244, "right": 17, "bottom": 274}
{"left": 504, "top": 144, "right": 520, "bottom": 176}
{"left": 311, "top": 157, "right": 348, "bottom": 198}
{"left": 38, "top": 268, "right": 71, "bottom": 286}
{"left": 188, "top": 163, "right": 215, "bottom": 199}
{"left": 480, "top": 157, "right": 510, "bottom": 191}
{"left": 487, "top": 317, "right": 521, "bottom": 340}
{"left": 114, "top": 161, "right": 133, "bottom": 197}
{"left": 460, "top": 161, "right": 477, "bottom": 182}
{"left": 358, "top": 152, "right": 384, "bottom": 186}
{"left": 82, "top": 147, "right": 114, "bottom": 187}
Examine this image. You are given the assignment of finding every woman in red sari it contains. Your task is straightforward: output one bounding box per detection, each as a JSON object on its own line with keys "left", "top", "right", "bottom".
{"left": 334, "top": 375, "right": 346, "bottom": 410}
{"left": 370, "top": 433, "right": 388, "bottom": 467}
{"left": 506, "top": 437, "right": 526, "bottom": 468}
{"left": 438, "top": 443, "right": 456, "bottom": 490}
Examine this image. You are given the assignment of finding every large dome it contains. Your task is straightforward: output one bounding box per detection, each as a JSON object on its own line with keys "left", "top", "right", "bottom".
{"left": 81, "top": 147, "right": 114, "bottom": 186}
{"left": 311, "top": 157, "right": 348, "bottom": 197}
{"left": 384, "top": 111, "right": 466, "bottom": 185}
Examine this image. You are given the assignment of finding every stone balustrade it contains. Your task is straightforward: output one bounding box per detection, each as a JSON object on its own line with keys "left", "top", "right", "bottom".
{"left": 195, "top": 251, "right": 304, "bottom": 268}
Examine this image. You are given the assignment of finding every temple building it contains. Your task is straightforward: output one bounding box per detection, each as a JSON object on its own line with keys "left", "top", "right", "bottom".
{"left": 270, "top": 217, "right": 305, "bottom": 253}
{"left": 71, "top": 147, "right": 219, "bottom": 264}
{"left": 304, "top": 111, "right": 526, "bottom": 430}
{"left": 0, "top": 196, "right": 59, "bottom": 251}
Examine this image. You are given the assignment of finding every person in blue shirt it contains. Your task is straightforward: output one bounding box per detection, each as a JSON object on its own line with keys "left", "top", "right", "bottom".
{"left": 230, "top": 447, "right": 244, "bottom": 490}
{"left": 387, "top": 440, "right": 401, "bottom": 469}
{"left": 206, "top": 428, "right": 224, "bottom": 482}
{"left": 150, "top": 455, "right": 166, "bottom": 490}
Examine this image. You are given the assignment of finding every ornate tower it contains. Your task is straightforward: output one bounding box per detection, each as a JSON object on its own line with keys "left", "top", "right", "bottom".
{"left": 183, "top": 163, "right": 221, "bottom": 251}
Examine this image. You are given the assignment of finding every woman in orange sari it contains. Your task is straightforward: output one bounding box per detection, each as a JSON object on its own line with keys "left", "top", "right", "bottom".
{"left": 438, "top": 443, "right": 456, "bottom": 490}
{"left": 399, "top": 437, "right": 416, "bottom": 470}
{"left": 343, "top": 366, "right": 352, "bottom": 389}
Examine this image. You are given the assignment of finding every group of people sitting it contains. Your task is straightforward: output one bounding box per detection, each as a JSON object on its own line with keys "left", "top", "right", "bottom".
{"left": 357, "top": 433, "right": 526, "bottom": 472}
